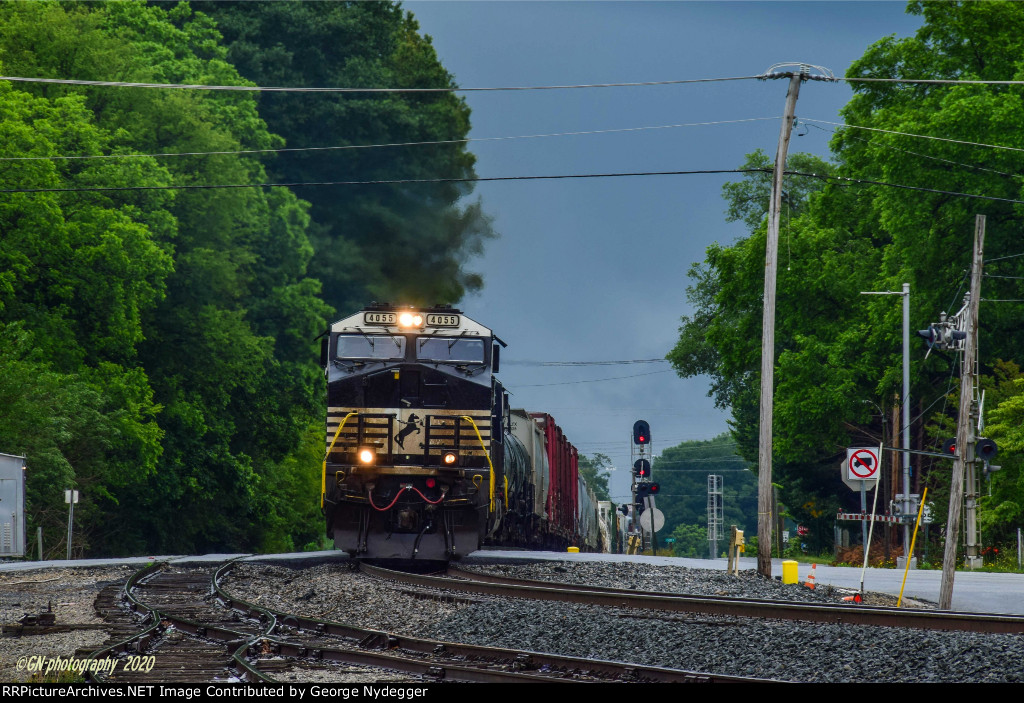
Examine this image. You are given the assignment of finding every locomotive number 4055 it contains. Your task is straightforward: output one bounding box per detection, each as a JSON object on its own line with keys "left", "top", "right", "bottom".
{"left": 425, "top": 314, "right": 460, "bottom": 327}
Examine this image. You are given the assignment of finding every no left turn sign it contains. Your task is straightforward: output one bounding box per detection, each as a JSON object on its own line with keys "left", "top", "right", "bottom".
{"left": 846, "top": 447, "right": 879, "bottom": 482}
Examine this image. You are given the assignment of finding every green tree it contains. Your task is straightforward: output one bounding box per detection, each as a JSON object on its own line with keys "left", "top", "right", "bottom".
{"left": 578, "top": 452, "right": 612, "bottom": 501}
{"left": 0, "top": 0, "right": 329, "bottom": 554}
{"left": 650, "top": 434, "right": 757, "bottom": 555}
{"left": 0, "top": 68, "right": 170, "bottom": 556}
{"left": 198, "top": 1, "right": 496, "bottom": 313}
{"left": 721, "top": 149, "right": 834, "bottom": 231}
{"left": 668, "top": 523, "right": 708, "bottom": 559}
{"left": 668, "top": 1, "right": 1024, "bottom": 548}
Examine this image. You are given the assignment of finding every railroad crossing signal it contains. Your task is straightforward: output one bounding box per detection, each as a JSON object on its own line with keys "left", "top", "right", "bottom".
{"left": 632, "top": 420, "right": 651, "bottom": 445}
{"left": 977, "top": 438, "right": 999, "bottom": 462}
{"left": 634, "top": 482, "right": 660, "bottom": 513}
{"left": 940, "top": 437, "right": 999, "bottom": 462}
{"left": 636, "top": 483, "right": 660, "bottom": 499}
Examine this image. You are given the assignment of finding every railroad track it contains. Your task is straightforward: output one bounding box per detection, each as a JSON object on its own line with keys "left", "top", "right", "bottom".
{"left": 87, "top": 563, "right": 273, "bottom": 683}
{"left": 360, "top": 563, "right": 1024, "bottom": 635}
{"left": 85, "top": 559, "right": 769, "bottom": 683}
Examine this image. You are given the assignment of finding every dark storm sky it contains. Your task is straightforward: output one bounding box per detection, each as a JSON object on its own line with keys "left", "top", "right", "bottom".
{"left": 404, "top": 1, "right": 923, "bottom": 503}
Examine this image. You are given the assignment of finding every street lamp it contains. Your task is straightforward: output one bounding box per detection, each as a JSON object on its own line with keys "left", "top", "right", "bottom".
{"left": 860, "top": 283, "right": 912, "bottom": 563}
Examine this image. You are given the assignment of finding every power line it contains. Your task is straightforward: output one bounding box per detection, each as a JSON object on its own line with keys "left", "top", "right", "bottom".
{"left": 986, "top": 252, "right": 1024, "bottom": 263}
{"left": 0, "top": 73, "right": 764, "bottom": 93}
{"left": 802, "top": 118, "right": 1024, "bottom": 156}
{"left": 0, "top": 118, "right": 779, "bottom": 162}
{"left": 789, "top": 170, "right": 1024, "bottom": 205}
{"left": 0, "top": 168, "right": 764, "bottom": 194}
{"left": 516, "top": 369, "right": 672, "bottom": 388}
{"left": 505, "top": 359, "right": 669, "bottom": 366}
{"left": 15, "top": 71, "right": 1024, "bottom": 94}
{"left": 9, "top": 167, "right": 1024, "bottom": 205}
{"left": 805, "top": 122, "right": 1019, "bottom": 180}
{"left": 842, "top": 76, "right": 1024, "bottom": 87}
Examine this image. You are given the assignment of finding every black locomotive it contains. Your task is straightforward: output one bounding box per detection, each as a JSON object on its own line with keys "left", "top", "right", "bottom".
{"left": 320, "top": 304, "right": 510, "bottom": 561}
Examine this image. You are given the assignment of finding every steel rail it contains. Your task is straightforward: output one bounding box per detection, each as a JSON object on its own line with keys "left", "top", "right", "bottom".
{"left": 86, "top": 561, "right": 275, "bottom": 683}
{"left": 215, "top": 559, "right": 770, "bottom": 683}
{"left": 85, "top": 562, "right": 166, "bottom": 682}
{"left": 363, "top": 564, "right": 1024, "bottom": 635}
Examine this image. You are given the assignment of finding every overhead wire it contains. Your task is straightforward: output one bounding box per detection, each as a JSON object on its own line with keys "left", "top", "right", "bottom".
{"left": 515, "top": 369, "right": 673, "bottom": 388}
{"left": 841, "top": 76, "right": 1024, "bottom": 87}
{"left": 7, "top": 168, "right": 1024, "bottom": 204}
{"left": 0, "top": 118, "right": 780, "bottom": 162}
{"left": 986, "top": 252, "right": 1024, "bottom": 263}
{"left": 0, "top": 73, "right": 765, "bottom": 93}
{"left": 0, "top": 168, "right": 766, "bottom": 193}
{"left": 804, "top": 122, "right": 1021, "bottom": 180}
{"left": 788, "top": 170, "right": 1024, "bottom": 205}
{"left": 10, "top": 71, "right": 1024, "bottom": 93}
{"left": 505, "top": 359, "right": 669, "bottom": 366}
{"left": 802, "top": 118, "right": 1024, "bottom": 156}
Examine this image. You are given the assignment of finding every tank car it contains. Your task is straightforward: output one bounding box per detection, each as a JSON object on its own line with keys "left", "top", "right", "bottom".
{"left": 320, "top": 303, "right": 602, "bottom": 561}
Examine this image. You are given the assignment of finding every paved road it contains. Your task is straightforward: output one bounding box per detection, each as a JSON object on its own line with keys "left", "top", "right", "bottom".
{"left": 466, "top": 550, "right": 1024, "bottom": 615}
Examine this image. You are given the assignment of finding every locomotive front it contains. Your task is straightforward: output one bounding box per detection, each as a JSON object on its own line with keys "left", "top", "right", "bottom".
{"left": 320, "top": 304, "right": 506, "bottom": 561}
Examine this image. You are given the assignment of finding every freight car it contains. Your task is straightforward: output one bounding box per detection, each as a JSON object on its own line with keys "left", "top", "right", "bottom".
{"left": 319, "top": 304, "right": 601, "bottom": 561}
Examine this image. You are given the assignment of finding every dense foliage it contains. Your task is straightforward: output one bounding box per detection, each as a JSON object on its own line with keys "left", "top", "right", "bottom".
{"left": 578, "top": 452, "right": 612, "bottom": 502}
{"left": 670, "top": 1, "right": 1024, "bottom": 553}
{"left": 649, "top": 434, "right": 757, "bottom": 558}
{"left": 195, "top": 1, "right": 495, "bottom": 313}
{"left": 0, "top": 1, "right": 491, "bottom": 557}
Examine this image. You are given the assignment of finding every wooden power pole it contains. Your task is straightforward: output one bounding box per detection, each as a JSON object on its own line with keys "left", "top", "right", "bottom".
{"left": 757, "top": 70, "right": 804, "bottom": 578}
{"left": 939, "top": 214, "right": 985, "bottom": 610}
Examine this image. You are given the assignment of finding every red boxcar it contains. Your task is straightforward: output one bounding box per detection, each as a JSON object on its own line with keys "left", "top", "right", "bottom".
{"left": 530, "top": 412, "right": 579, "bottom": 544}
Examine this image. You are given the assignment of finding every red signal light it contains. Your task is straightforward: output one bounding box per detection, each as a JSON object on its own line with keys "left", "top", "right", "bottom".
{"left": 426, "top": 478, "right": 437, "bottom": 489}
{"left": 632, "top": 420, "right": 651, "bottom": 445}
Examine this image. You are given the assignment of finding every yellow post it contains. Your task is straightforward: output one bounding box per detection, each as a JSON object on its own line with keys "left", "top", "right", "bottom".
{"left": 567, "top": 546, "right": 579, "bottom": 553}
{"left": 898, "top": 487, "right": 928, "bottom": 608}
{"left": 782, "top": 560, "right": 798, "bottom": 584}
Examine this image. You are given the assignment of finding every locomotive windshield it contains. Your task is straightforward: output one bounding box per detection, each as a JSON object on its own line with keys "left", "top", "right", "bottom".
{"left": 416, "top": 336, "right": 485, "bottom": 363}
{"left": 336, "top": 334, "right": 405, "bottom": 360}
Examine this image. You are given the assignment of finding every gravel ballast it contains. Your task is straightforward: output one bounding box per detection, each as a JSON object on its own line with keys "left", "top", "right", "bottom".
{"left": 0, "top": 565, "right": 134, "bottom": 682}
{"left": 3, "top": 557, "right": 1022, "bottom": 683}
{"left": 223, "top": 559, "right": 1024, "bottom": 683}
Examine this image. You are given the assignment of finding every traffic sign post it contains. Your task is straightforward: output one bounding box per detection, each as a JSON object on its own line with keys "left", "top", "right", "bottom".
{"left": 842, "top": 447, "right": 881, "bottom": 569}
{"left": 64, "top": 489, "right": 78, "bottom": 561}
{"left": 639, "top": 500, "right": 664, "bottom": 534}
{"left": 844, "top": 447, "right": 880, "bottom": 485}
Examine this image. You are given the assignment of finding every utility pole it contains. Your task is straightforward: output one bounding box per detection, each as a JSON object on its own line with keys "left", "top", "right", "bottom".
{"left": 939, "top": 215, "right": 985, "bottom": 610}
{"left": 757, "top": 69, "right": 804, "bottom": 578}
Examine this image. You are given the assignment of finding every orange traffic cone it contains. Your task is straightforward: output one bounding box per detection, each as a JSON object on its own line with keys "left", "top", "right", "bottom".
{"left": 805, "top": 563, "right": 817, "bottom": 590}
{"left": 842, "top": 593, "right": 863, "bottom": 603}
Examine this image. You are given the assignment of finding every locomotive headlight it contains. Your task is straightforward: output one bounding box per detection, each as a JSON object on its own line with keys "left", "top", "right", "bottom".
{"left": 398, "top": 312, "right": 423, "bottom": 328}
{"left": 443, "top": 452, "right": 457, "bottom": 465}
{"left": 358, "top": 448, "right": 376, "bottom": 464}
